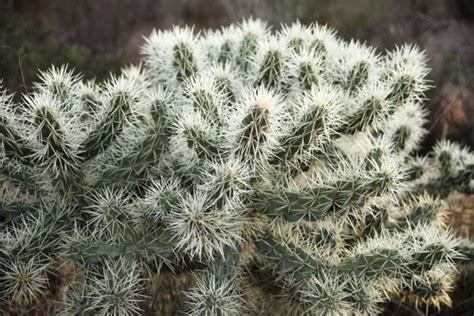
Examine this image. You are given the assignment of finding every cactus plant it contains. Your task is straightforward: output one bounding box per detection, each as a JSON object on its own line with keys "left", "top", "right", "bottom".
{"left": 0, "top": 19, "right": 473, "bottom": 315}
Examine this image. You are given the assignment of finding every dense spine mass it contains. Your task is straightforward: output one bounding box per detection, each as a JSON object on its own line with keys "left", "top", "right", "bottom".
{"left": 0, "top": 19, "right": 473, "bottom": 315}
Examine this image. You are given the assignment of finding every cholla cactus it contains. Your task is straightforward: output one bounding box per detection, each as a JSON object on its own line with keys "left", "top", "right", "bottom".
{"left": 1, "top": 19, "right": 473, "bottom": 315}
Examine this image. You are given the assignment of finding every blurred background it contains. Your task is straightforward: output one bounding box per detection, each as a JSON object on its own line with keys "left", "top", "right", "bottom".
{"left": 1, "top": 1, "right": 473, "bottom": 314}
{"left": 1, "top": 0, "right": 473, "bottom": 153}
